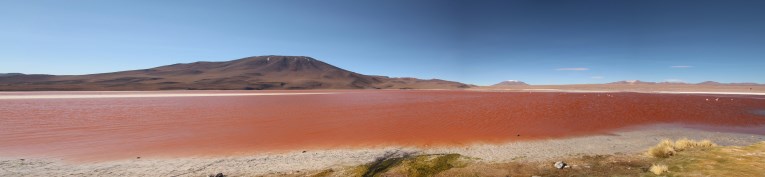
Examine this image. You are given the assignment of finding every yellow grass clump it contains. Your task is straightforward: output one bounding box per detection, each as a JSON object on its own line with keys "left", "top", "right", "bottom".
{"left": 647, "top": 139, "right": 677, "bottom": 158}
{"left": 649, "top": 164, "right": 669, "bottom": 175}
{"left": 674, "top": 138, "right": 716, "bottom": 151}
{"left": 646, "top": 138, "right": 717, "bottom": 158}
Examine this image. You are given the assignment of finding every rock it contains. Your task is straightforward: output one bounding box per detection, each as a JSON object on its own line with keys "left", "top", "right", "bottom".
{"left": 554, "top": 161, "right": 567, "bottom": 169}
{"left": 209, "top": 173, "right": 224, "bottom": 177}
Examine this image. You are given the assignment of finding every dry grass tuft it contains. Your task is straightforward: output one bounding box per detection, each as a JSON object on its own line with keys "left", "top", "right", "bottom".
{"left": 657, "top": 141, "right": 765, "bottom": 176}
{"left": 674, "top": 138, "right": 716, "bottom": 151}
{"left": 647, "top": 138, "right": 717, "bottom": 158}
{"left": 647, "top": 140, "right": 677, "bottom": 158}
{"left": 312, "top": 141, "right": 764, "bottom": 177}
{"left": 649, "top": 164, "right": 669, "bottom": 175}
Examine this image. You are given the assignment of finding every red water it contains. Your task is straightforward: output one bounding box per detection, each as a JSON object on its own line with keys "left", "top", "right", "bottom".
{"left": 1, "top": 90, "right": 764, "bottom": 161}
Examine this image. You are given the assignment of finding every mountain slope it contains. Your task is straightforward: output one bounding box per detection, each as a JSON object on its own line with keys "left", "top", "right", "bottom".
{"left": 491, "top": 80, "right": 529, "bottom": 86}
{"left": 0, "top": 56, "right": 470, "bottom": 91}
{"left": 608, "top": 80, "right": 657, "bottom": 85}
{"left": 609, "top": 80, "right": 762, "bottom": 86}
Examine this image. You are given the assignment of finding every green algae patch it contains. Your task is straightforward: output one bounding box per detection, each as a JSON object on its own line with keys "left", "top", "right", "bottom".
{"left": 308, "top": 169, "right": 335, "bottom": 177}
{"left": 403, "top": 154, "right": 467, "bottom": 177}
{"left": 352, "top": 153, "right": 469, "bottom": 177}
{"left": 361, "top": 155, "right": 407, "bottom": 177}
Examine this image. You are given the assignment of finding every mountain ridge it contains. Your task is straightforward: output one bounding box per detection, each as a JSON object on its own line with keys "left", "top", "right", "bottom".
{"left": 0, "top": 56, "right": 470, "bottom": 91}
{"left": 608, "top": 80, "right": 762, "bottom": 86}
{"left": 491, "top": 80, "right": 529, "bottom": 86}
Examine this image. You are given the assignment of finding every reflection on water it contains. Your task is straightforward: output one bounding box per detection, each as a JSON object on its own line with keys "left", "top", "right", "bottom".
{"left": 754, "top": 110, "right": 765, "bottom": 116}
{"left": 0, "top": 90, "right": 764, "bottom": 161}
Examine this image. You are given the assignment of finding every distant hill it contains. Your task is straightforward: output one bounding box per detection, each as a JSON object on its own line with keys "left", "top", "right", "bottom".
{"left": 609, "top": 80, "right": 761, "bottom": 86}
{"left": 696, "top": 81, "right": 762, "bottom": 86}
{"left": 608, "top": 80, "right": 688, "bottom": 85}
{"left": 697, "top": 81, "right": 722, "bottom": 85}
{"left": 0, "top": 73, "right": 25, "bottom": 77}
{"left": 608, "top": 80, "right": 657, "bottom": 85}
{"left": 491, "top": 80, "right": 529, "bottom": 86}
{"left": 0, "top": 56, "right": 470, "bottom": 91}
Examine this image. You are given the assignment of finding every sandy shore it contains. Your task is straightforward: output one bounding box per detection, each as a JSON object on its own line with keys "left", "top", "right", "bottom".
{"left": 2, "top": 124, "right": 763, "bottom": 177}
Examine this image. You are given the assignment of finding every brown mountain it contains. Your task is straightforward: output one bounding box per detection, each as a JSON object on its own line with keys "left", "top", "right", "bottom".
{"left": 0, "top": 56, "right": 470, "bottom": 91}
{"left": 0, "top": 73, "right": 25, "bottom": 77}
{"left": 491, "top": 80, "right": 529, "bottom": 86}
{"left": 697, "top": 81, "right": 762, "bottom": 86}
{"left": 609, "top": 80, "right": 691, "bottom": 85}
{"left": 697, "top": 81, "right": 722, "bottom": 85}
{"left": 608, "top": 80, "right": 761, "bottom": 86}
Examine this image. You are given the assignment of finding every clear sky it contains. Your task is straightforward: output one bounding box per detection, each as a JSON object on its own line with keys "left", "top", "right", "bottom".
{"left": 1, "top": 0, "right": 763, "bottom": 85}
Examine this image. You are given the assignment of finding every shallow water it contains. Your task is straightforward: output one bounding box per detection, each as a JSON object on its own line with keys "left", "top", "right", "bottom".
{"left": 754, "top": 110, "right": 765, "bottom": 116}
{"left": 1, "top": 90, "right": 764, "bottom": 161}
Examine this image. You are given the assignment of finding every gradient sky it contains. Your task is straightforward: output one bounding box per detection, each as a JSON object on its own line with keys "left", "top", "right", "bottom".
{"left": 1, "top": 0, "right": 763, "bottom": 85}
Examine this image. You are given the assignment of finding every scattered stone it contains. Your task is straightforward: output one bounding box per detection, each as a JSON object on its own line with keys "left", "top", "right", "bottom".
{"left": 302, "top": 150, "right": 307, "bottom": 153}
{"left": 136, "top": 157, "right": 140, "bottom": 159}
{"left": 208, "top": 173, "right": 224, "bottom": 177}
{"left": 554, "top": 161, "right": 567, "bottom": 169}
{"left": 517, "top": 134, "right": 521, "bottom": 137}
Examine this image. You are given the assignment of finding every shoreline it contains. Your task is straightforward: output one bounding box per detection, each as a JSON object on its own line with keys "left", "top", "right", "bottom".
{"left": 3, "top": 124, "right": 763, "bottom": 176}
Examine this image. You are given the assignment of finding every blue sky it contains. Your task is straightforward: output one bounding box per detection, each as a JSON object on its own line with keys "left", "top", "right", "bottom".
{"left": 1, "top": 0, "right": 763, "bottom": 85}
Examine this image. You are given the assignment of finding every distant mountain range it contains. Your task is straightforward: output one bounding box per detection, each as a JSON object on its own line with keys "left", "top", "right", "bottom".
{"left": 484, "top": 80, "right": 763, "bottom": 87}
{"left": 491, "top": 80, "right": 529, "bottom": 86}
{"left": 607, "top": 80, "right": 763, "bottom": 86}
{"left": 0, "top": 73, "right": 24, "bottom": 77}
{"left": 0, "top": 56, "right": 470, "bottom": 91}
